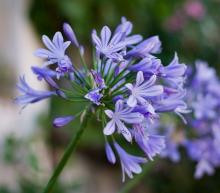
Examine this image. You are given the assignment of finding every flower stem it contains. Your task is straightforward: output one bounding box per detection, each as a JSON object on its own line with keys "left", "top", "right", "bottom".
{"left": 42, "top": 109, "right": 89, "bottom": 193}
{"left": 118, "top": 160, "right": 155, "bottom": 193}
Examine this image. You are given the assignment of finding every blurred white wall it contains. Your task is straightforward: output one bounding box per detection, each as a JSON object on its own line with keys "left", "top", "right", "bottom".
{"left": 0, "top": 0, "right": 49, "bottom": 141}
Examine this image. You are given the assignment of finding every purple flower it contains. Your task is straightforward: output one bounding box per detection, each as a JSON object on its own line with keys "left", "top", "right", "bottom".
{"left": 213, "top": 124, "right": 220, "bottom": 154}
{"left": 194, "top": 60, "right": 216, "bottom": 84}
{"left": 63, "top": 23, "right": 79, "bottom": 47}
{"left": 91, "top": 70, "right": 106, "bottom": 89}
{"left": 133, "top": 105, "right": 159, "bottom": 124}
{"left": 92, "top": 26, "right": 126, "bottom": 59}
{"left": 184, "top": 138, "right": 220, "bottom": 178}
{"left": 115, "top": 17, "right": 143, "bottom": 46}
{"left": 153, "top": 88, "right": 190, "bottom": 123}
{"left": 161, "top": 140, "right": 180, "bottom": 162}
{"left": 105, "top": 142, "right": 116, "bottom": 164}
{"left": 31, "top": 66, "right": 59, "bottom": 89}
{"left": 192, "top": 94, "right": 218, "bottom": 119}
{"left": 160, "top": 53, "right": 187, "bottom": 87}
{"left": 15, "top": 76, "right": 55, "bottom": 105}
{"left": 53, "top": 116, "right": 75, "bottom": 128}
{"left": 133, "top": 124, "right": 165, "bottom": 160}
{"left": 84, "top": 88, "right": 103, "bottom": 105}
{"left": 129, "top": 56, "right": 162, "bottom": 76}
{"left": 195, "top": 159, "right": 214, "bottom": 179}
{"left": 34, "top": 32, "right": 73, "bottom": 78}
{"left": 125, "top": 71, "right": 163, "bottom": 107}
{"left": 125, "top": 36, "right": 161, "bottom": 59}
{"left": 103, "top": 100, "right": 144, "bottom": 142}
{"left": 114, "top": 142, "right": 147, "bottom": 182}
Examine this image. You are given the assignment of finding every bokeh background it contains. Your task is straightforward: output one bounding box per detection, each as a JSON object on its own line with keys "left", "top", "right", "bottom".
{"left": 1, "top": 0, "right": 220, "bottom": 193}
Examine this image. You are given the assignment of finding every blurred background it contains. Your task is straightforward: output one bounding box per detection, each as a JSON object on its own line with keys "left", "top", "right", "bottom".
{"left": 1, "top": 0, "right": 220, "bottom": 192}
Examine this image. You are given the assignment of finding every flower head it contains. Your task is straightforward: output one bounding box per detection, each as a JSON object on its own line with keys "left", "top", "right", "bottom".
{"left": 16, "top": 17, "right": 189, "bottom": 181}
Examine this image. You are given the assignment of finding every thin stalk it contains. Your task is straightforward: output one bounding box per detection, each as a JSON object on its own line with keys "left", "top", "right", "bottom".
{"left": 42, "top": 109, "right": 90, "bottom": 193}
{"left": 118, "top": 160, "right": 155, "bottom": 193}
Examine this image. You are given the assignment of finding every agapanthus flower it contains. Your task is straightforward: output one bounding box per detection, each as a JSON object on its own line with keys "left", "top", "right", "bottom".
{"left": 125, "top": 71, "right": 163, "bottom": 107}
{"left": 114, "top": 142, "right": 147, "bottom": 182}
{"left": 183, "top": 60, "right": 220, "bottom": 178}
{"left": 160, "top": 53, "right": 187, "bottom": 88}
{"left": 103, "top": 100, "right": 144, "bottom": 142}
{"left": 34, "top": 32, "right": 73, "bottom": 78}
{"left": 16, "top": 17, "right": 189, "bottom": 181}
{"left": 153, "top": 88, "right": 190, "bottom": 123}
{"left": 15, "top": 76, "right": 56, "bottom": 105}
{"left": 132, "top": 123, "right": 165, "bottom": 160}
{"left": 92, "top": 26, "right": 126, "bottom": 61}
{"left": 125, "top": 36, "right": 161, "bottom": 58}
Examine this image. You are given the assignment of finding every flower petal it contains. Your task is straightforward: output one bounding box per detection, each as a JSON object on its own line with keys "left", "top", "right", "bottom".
{"left": 136, "top": 71, "right": 144, "bottom": 85}
{"left": 104, "top": 110, "right": 114, "bottom": 118}
{"left": 101, "top": 26, "right": 111, "bottom": 47}
{"left": 127, "top": 95, "right": 137, "bottom": 107}
{"left": 103, "top": 120, "right": 116, "bottom": 135}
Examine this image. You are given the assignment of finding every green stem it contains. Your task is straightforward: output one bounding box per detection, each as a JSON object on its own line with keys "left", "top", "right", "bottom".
{"left": 118, "top": 161, "right": 155, "bottom": 193}
{"left": 42, "top": 109, "right": 90, "bottom": 193}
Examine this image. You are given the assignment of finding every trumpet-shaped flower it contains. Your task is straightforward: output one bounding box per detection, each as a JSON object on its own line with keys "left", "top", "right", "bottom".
{"left": 114, "top": 142, "right": 147, "bottom": 182}
{"left": 103, "top": 100, "right": 144, "bottom": 142}
{"left": 34, "top": 32, "right": 73, "bottom": 78}
{"left": 15, "top": 76, "right": 56, "bottom": 105}
{"left": 126, "top": 71, "right": 163, "bottom": 107}
{"left": 133, "top": 124, "right": 165, "bottom": 160}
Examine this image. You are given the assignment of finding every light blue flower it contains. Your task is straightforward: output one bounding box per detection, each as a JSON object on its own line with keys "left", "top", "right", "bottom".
{"left": 125, "top": 71, "right": 163, "bottom": 107}
{"left": 103, "top": 100, "right": 144, "bottom": 142}
{"left": 34, "top": 32, "right": 73, "bottom": 78}
{"left": 15, "top": 76, "right": 56, "bottom": 105}
{"left": 114, "top": 142, "right": 147, "bottom": 182}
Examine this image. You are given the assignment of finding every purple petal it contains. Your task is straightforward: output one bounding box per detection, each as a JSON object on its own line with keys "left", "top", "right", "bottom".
{"left": 105, "top": 142, "right": 116, "bottom": 164}
{"left": 42, "top": 35, "right": 56, "bottom": 52}
{"left": 127, "top": 95, "right": 137, "bottom": 107}
{"left": 101, "top": 26, "right": 111, "bottom": 47}
{"left": 125, "top": 35, "right": 143, "bottom": 45}
{"left": 115, "top": 100, "right": 124, "bottom": 112}
{"left": 103, "top": 120, "right": 115, "bottom": 135}
{"left": 63, "top": 23, "right": 79, "bottom": 47}
{"left": 136, "top": 71, "right": 144, "bottom": 85}
{"left": 53, "top": 115, "right": 74, "bottom": 128}
{"left": 92, "top": 30, "right": 102, "bottom": 48}
{"left": 105, "top": 110, "right": 114, "bottom": 118}
{"left": 53, "top": 32, "right": 64, "bottom": 50}
{"left": 116, "top": 120, "right": 132, "bottom": 142}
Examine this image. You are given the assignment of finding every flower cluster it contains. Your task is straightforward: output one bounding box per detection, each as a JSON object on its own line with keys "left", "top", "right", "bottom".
{"left": 184, "top": 61, "right": 220, "bottom": 179}
{"left": 15, "top": 17, "right": 189, "bottom": 181}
